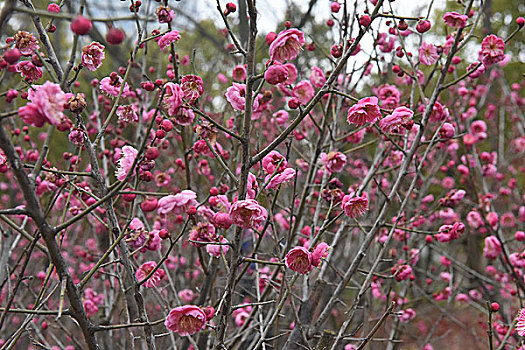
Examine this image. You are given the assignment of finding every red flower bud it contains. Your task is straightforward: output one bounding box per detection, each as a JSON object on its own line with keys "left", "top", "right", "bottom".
{"left": 3, "top": 48, "right": 21, "bottom": 65}
{"left": 71, "top": 15, "right": 92, "bottom": 35}
{"left": 106, "top": 28, "right": 125, "bottom": 45}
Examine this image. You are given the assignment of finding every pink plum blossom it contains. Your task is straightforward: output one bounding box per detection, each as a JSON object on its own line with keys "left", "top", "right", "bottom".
{"left": 115, "top": 145, "right": 138, "bottom": 181}
{"left": 229, "top": 199, "right": 268, "bottom": 228}
{"left": 81, "top": 42, "right": 105, "bottom": 71}
{"left": 346, "top": 96, "right": 381, "bottom": 125}
{"left": 225, "top": 83, "right": 259, "bottom": 111}
{"left": 483, "top": 236, "right": 502, "bottom": 259}
{"left": 262, "top": 151, "right": 288, "bottom": 174}
{"left": 341, "top": 192, "right": 369, "bottom": 218}
{"left": 269, "top": 28, "right": 305, "bottom": 62}
{"left": 180, "top": 74, "right": 204, "bottom": 101}
{"left": 206, "top": 237, "right": 229, "bottom": 257}
{"left": 320, "top": 151, "right": 347, "bottom": 173}
{"left": 163, "top": 82, "right": 183, "bottom": 115}
{"left": 157, "top": 30, "right": 181, "bottom": 50}
{"left": 14, "top": 31, "right": 39, "bottom": 55}
{"left": 419, "top": 42, "right": 439, "bottom": 66}
{"left": 311, "top": 242, "right": 330, "bottom": 267}
{"left": 480, "top": 35, "right": 505, "bottom": 67}
{"left": 379, "top": 106, "right": 414, "bottom": 134}
{"left": 135, "top": 261, "right": 165, "bottom": 288}
{"left": 309, "top": 66, "right": 326, "bottom": 88}
{"left": 443, "top": 12, "right": 468, "bottom": 28}
{"left": 165, "top": 305, "right": 207, "bottom": 336}
{"left": 18, "top": 82, "right": 70, "bottom": 127}
{"left": 157, "top": 190, "right": 198, "bottom": 215}
{"left": 292, "top": 80, "right": 315, "bottom": 105}
{"left": 285, "top": 246, "right": 312, "bottom": 274}
{"left": 265, "top": 168, "right": 296, "bottom": 189}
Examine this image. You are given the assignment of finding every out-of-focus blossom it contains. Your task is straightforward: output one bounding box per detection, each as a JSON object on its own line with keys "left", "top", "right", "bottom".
{"left": 443, "top": 12, "right": 468, "bottom": 28}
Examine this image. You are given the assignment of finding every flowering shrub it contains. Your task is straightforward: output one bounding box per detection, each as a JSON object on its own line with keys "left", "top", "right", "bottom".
{"left": 0, "top": 0, "right": 523, "bottom": 349}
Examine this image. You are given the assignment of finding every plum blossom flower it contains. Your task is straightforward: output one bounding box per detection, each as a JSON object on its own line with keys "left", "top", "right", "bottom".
{"left": 285, "top": 246, "right": 312, "bottom": 274}
{"left": 246, "top": 173, "right": 258, "bottom": 199}
{"left": 346, "top": 96, "right": 381, "bottom": 125}
{"left": 16, "top": 61, "right": 42, "bottom": 82}
{"left": 265, "top": 168, "right": 296, "bottom": 189}
{"left": 264, "top": 64, "right": 288, "bottom": 85}
{"left": 443, "top": 12, "right": 468, "bottom": 28}
{"left": 173, "top": 107, "right": 195, "bottom": 126}
{"left": 509, "top": 251, "right": 525, "bottom": 268}
{"left": 375, "top": 84, "right": 401, "bottom": 109}
{"left": 81, "top": 42, "right": 105, "bottom": 71}
{"left": 341, "top": 192, "right": 369, "bottom": 218}
{"left": 262, "top": 151, "right": 288, "bottom": 174}
{"left": 180, "top": 74, "right": 204, "bottom": 101}
{"left": 232, "top": 65, "right": 247, "bottom": 82}
{"left": 419, "top": 42, "right": 439, "bottom": 66}
{"left": 99, "top": 75, "right": 133, "bottom": 97}
{"left": 439, "top": 189, "right": 466, "bottom": 207}
{"left": 188, "top": 222, "right": 216, "bottom": 246}
{"left": 18, "top": 82, "right": 69, "bottom": 127}
{"left": 309, "top": 66, "right": 326, "bottom": 88}
{"left": 14, "top": 31, "right": 39, "bottom": 55}
{"left": 283, "top": 63, "right": 298, "bottom": 84}
{"left": 163, "top": 82, "right": 183, "bottom": 115}
{"left": 229, "top": 199, "right": 268, "bottom": 228}
{"left": 269, "top": 28, "right": 305, "bottom": 62}
{"left": 84, "top": 299, "right": 99, "bottom": 317}
{"left": 206, "top": 236, "right": 229, "bottom": 257}
{"left": 320, "top": 151, "right": 347, "bottom": 173}
{"left": 156, "top": 5, "right": 175, "bottom": 23}
{"left": 379, "top": 106, "right": 414, "bottom": 134}
{"left": 398, "top": 308, "right": 416, "bottom": 322}
{"left": 178, "top": 289, "right": 195, "bottom": 303}
{"left": 466, "top": 210, "right": 483, "bottom": 228}
{"left": 292, "top": 80, "right": 314, "bottom": 105}
{"left": 225, "top": 83, "right": 259, "bottom": 111}
{"left": 429, "top": 101, "right": 450, "bottom": 123}
{"left": 483, "top": 236, "right": 502, "bottom": 259}
{"left": 157, "top": 190, "right": 198, "bottom": 215}
{"left": 157, "top": 30, "right": 181, "bottom": 50}
{"left": 480, "top": 35, "right": 505, "bottom": 67}
{"left": 435, "top": 222, "right": 465, "bottom": 242}
{"left": 135, "top": 261, "right": 165, "bottom": 288}
{"left": 311, "top": 242, "right": 330, "bottom": 267}
{"left": 116, "top": 105, "right": 139, "bottom": 124}
{"left": 165, "top": 305, "right": 207, "bottom": 336}
{"left": 466, "top": 62, "right": 485, "bottom": 79}
{"left": 115, "top": 145, "right": 138, "bottom": 181}
{"left": 391, "top": 264, "right": 412, "bottom": 282}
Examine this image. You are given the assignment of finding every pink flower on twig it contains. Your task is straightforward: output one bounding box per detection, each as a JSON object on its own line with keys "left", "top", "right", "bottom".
{"left": 269, "top": 28, "right": 305, "bottom": 62}
{"left": 347, "top": 96, "right": 381, "bottom": 125}
{"left": 157, "top": 30, "right": 181, "bottom": 50}
{"left": 165, "top": 305, "right": 207, "bottom": 336}
{"left": 115, "top": 145, "right": 138, "bottom": 181}
{"left": 82, "top": 42, "right": 105, "bottom": 71}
